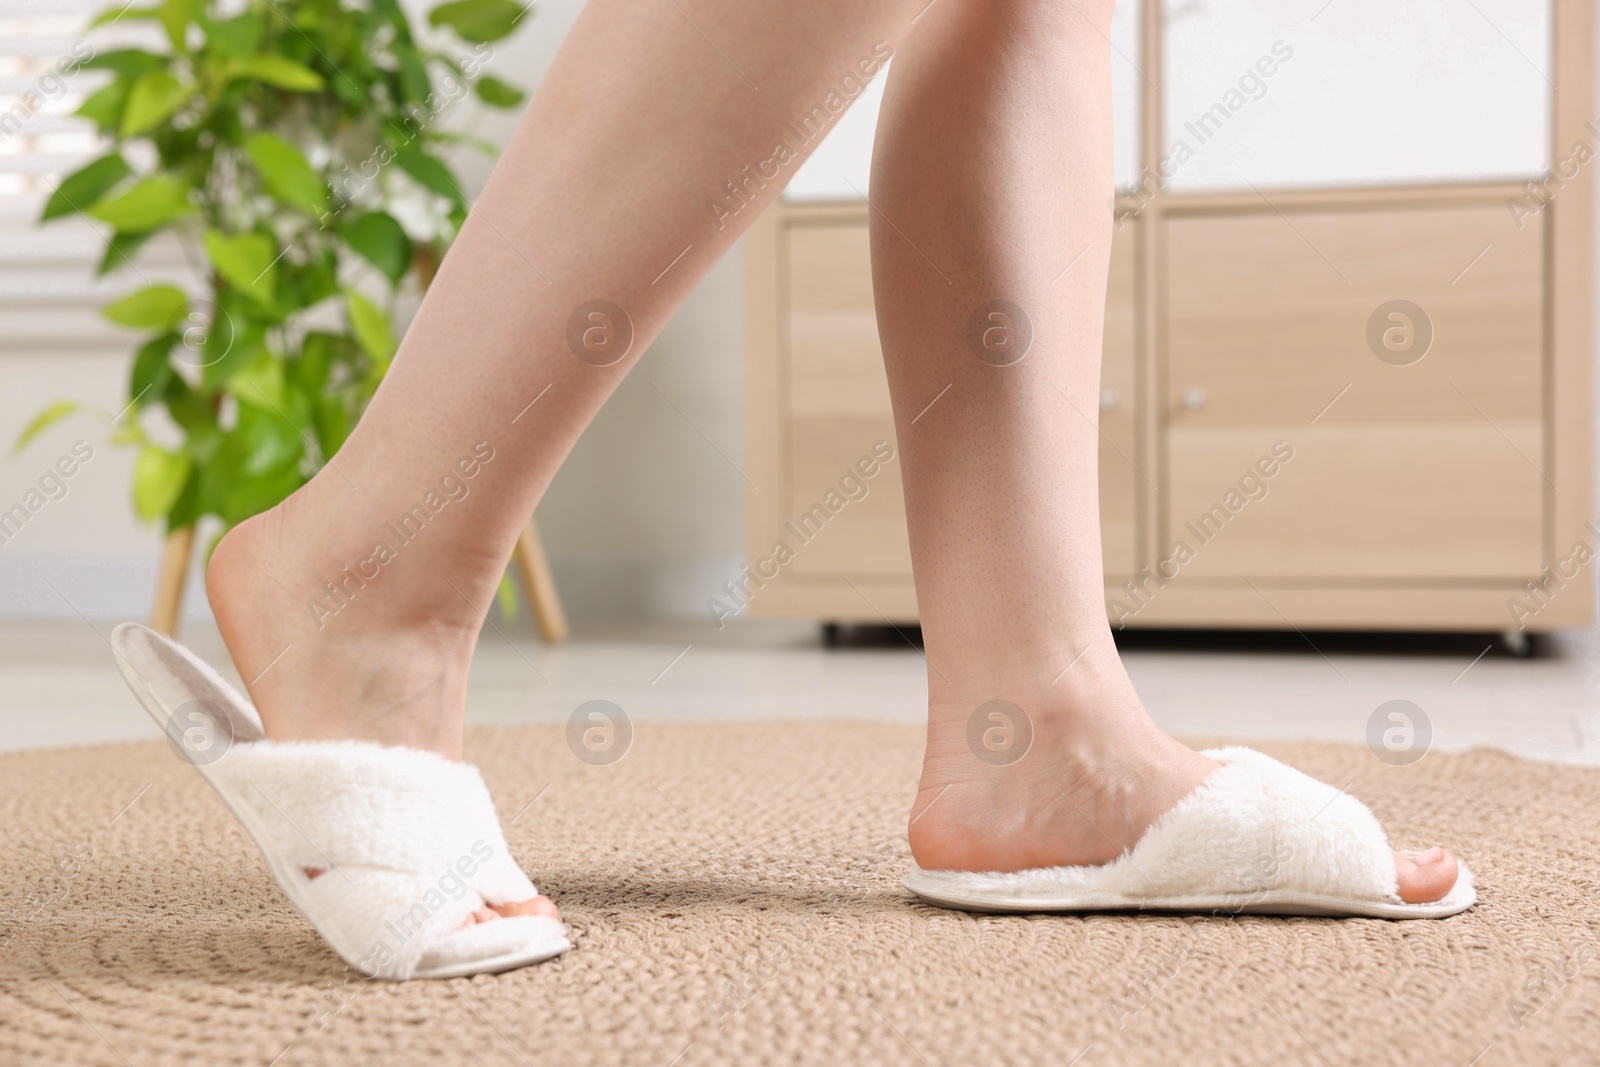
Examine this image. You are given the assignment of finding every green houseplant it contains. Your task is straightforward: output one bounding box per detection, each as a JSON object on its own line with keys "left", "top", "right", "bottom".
{"left": 20, "top": 0, "right": 530, "bottom": 544}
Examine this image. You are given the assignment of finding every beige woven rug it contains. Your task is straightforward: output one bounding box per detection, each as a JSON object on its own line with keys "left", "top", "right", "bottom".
{"left": 2, "top": 723, "right": 1598, "bottom": 1066}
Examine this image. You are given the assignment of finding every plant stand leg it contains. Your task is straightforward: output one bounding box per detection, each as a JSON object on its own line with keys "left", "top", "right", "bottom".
{"left": 512, "top": 519, "right": 569, "bottom": 643}
{"left": 150, "top": 525, "right": 196, "bottom": 638}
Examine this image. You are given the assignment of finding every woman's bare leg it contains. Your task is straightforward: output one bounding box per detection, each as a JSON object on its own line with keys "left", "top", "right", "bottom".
{"left": 206, "top": 0, "right": 927, "bottom": 918}
{"left": 870, "top": 0, "right": 1457, "bottom": 902}
{"left": 206, "top": 0, "right": 1456, "bottom": 916}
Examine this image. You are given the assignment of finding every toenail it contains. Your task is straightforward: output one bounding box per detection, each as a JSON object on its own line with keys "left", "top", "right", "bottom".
{"left": 1414, "top": 847, "right": 1443, "bottom": 864}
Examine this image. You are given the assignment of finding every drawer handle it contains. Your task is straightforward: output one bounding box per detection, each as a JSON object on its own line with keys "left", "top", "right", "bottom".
{"left": 1181, "top": 386, "right": 1207, "bottom": 411}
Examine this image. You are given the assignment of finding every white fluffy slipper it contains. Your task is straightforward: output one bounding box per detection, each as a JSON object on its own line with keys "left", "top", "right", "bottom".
{"left": 902, "top": 746, "right": 1476, "bottom": 919}
{"left": 111, "top": 622, "right": 571, "bottom": 979}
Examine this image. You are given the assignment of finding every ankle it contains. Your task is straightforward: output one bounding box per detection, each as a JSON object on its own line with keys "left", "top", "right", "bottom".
{"left": 924, "top": 641, "right": 1152, "bottom": 750}
{"left": 205, "top": 496, "right": 485, "bottom": 759}
{"left": 266, "top": 623, "right": 476, "bottom": 756}
{"left": 911, "top": 675, "right": 1217, "bottom": 872}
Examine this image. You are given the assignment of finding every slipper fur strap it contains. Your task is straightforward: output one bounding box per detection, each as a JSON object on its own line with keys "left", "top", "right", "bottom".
{"left": 909, "top": 746, "right": 1402, "bottom": 906}
{"left": 210, "top": 739, "right": 542, "bottom": 977}
{"left": 1119, "top": 747, "right": 1399, "bottom": 902}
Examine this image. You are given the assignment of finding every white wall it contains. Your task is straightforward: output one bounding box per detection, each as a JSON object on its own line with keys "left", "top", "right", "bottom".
{"left": 0, "top": 0, "right": 1593, "bottom": 624}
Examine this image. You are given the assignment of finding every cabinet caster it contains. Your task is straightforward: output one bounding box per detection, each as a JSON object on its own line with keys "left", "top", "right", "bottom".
{"left": 1500, "top": 629, "right": 1532, "bottom": 658}
{"left": 821, "top": 622, "right": 843, "bottom": 648}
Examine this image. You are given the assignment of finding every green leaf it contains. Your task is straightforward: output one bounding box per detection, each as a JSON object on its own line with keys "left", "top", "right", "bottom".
{"left": 233, "top": 401, "right": 303, "bottom": 478}
{"left": 200, "top": 314, "right": 266, "bottom": 390}
{"left": 129, "top": 333, "right": 177, "bottom": 403}
{"left": 11, "top": 401, "right": 80, "bottom": 455}
{"left": 133, "top": 445, "right": 192, "bottom": 522}
{"left": 393, "top": 42, "right": 431, "bottom": 104}
{"left": 345, "top": 289, "right": 396, "bottom": 363}
{"left": 328, "top": 62, "right": 368, "bottom": 107}
{"left": 76, "top": 80, "right": 131, "bottom": 131}
{"left": 165, "top": 458, "right": 204, "bottom": 529}
{"left": 42, "top": 154, "right": 131, "bottom": 221}
{"left": 473, "top": 75, "right": 524, "bottom": 108}
{"left": 225, "top": 351, "right": 286, "bottom": 411}
{"left": 294, "top": 332, "right": 336, "bottom": 393}
{"left": 158, "top": 0, "right": 194, "bottom": 51}
{"left": 244, "top": 132, "right": 326, "bottom": 214}
{"left": 274, "top": 362, "right": 316, "bottom": 428}
{"left": 89, "top": 4, "right": 161, "bottom": 26}
{"left": 80, "top": 49, "right": 169, "bottom": 76}
{"left": 98, "top": 229, "right": 157, "bottom": 276}
{"left": 184, "top": 428, "right": 232, "bottom": 520}
{"left": 313, "top": 394, "right": 350, "bottom": 457}
{"left": 224, "top": 54, "right": 324, "bottom": 92}
{"left": 86, "top": 175, "right": 192, "bottom": 232}
{"left": 393, "top": 144, "right": 463, "bottom": 208}
{"left": 340, "top": 212, "right": 411, "bottom": 284}
{"left": 370, "top": 0, "right": 410, "bottom": 32}
{"left": 205, "top": 12, "right": 262, "bottom": 57}
{"left": 101, "top": 283, "right": 188, "bottom": 330}
{"left": 108, "top": 419, "right": 149, "bottom": 449}
{"left": 293, "top": 250, "right": 339, "bottom": 310}
{"left": 220, "top": 463, "right": 302, "bottom": 525}
{"left": 162, "top": 376, "right": 213, "bottom": 434}
{"left": 198, "top": 403, "right": 306, "bottom": 525}
{"left": 203, "top": 229, "right": 278, "bottom": 309}
{"left": 428, "top": 0, "right": 528, "bottom": 43}
{"left": 274, "top": 249, "right": 337, "bottom": 317}
{"left": 122, "top": 69, "right": 188, "bottom": 136}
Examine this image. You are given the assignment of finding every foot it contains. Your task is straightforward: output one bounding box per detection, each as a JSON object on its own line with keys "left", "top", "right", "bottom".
{"left": 908, "top": 666, "right": 1459, "bottom": 905}
{"left": 458, "top": 897, "right": 561, "bottom": 926}
{"left": 208, "top": 492, "right": 558, "bottom": 924}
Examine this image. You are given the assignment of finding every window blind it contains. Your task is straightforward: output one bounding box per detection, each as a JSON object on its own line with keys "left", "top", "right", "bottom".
{"left": 0, "top": 0, "right": 175, "bottom": 355}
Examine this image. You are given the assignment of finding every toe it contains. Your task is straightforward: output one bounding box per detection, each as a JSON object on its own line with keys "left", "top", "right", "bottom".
{"left": 486, "top": 895, "right": 561, "bottom": 922}
{"left": 1394, "top": 847, "right": 1459, "bottom": 904}
{"left": 449, "top": 896, "right": 564, "bottom": 931}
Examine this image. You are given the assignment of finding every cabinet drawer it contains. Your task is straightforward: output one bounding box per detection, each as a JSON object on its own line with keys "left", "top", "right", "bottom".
{"left": 780, "top": 219, "right": 1139, "bottom": 579}
{"left": 1164, "top": 204, "right": 1544, "bottom": 579}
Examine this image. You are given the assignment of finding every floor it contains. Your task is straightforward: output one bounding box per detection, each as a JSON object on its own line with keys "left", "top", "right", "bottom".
{"left": 8, "top": 725, "right": 1595, "bottom": 1067}
{"left": 3, "top": 615, "right": 1596, "bottom": 766}
{"left": 6, "top": 617, "right": 1598, "bottom": 1067}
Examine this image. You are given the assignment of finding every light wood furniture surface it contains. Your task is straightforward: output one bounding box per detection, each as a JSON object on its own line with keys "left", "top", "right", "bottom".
{"left": 742, "top": 0, "right": 1593, "bottom": 636}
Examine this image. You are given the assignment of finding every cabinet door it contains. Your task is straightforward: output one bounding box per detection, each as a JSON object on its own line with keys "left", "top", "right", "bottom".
{"left": 1162, "top": 0, "right": 1550, "bottom": 191}
{"left": 781, "top": 217, "right": 1138, "bottom": 580}
{"left": 1163, "top": 204, "right": 1544, "bottom": 580}
{"left": 782, "top": 221, "right": 911, "bottom": 577}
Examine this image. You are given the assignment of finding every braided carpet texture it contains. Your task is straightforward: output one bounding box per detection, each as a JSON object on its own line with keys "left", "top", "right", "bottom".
{"left": 1, "top": 722, "right": 1598, "bottom": 1066}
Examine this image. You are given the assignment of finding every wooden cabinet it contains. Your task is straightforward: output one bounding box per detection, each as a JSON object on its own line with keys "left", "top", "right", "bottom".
{"left": 744, "top": 0, "right": 1593, "bottom": 634}
{"left": 1164, "top": 203, "right": 1544, "bottom": 581}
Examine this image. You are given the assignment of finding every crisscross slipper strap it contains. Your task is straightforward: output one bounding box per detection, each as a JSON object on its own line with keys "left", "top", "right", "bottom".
{"left": 212, "top": 739, "right": 556, "bottom": 978}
